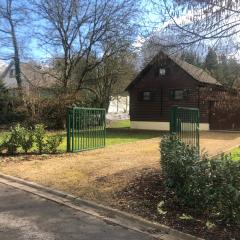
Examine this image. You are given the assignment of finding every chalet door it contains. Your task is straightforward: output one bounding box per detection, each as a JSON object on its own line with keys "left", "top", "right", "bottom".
{"left": 208, "top": 101, "right": 215, "bottom": 130}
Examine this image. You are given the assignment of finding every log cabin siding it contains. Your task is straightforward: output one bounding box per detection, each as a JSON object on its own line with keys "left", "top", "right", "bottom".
{"left": 127, "top": 51, "right": 240, "bottom": 130}
{"left": 129, "top": 57, "right": 204, "bottom": 122}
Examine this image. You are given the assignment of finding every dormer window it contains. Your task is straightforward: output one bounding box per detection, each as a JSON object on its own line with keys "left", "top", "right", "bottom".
{"left": 9, "top": 69, "right": 15, "bottom": 78}
{"left": 159, "top": 68, "right": 166, "bottom": 76}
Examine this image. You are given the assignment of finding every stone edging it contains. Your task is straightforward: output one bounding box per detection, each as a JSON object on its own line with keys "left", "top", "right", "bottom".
{"left": 0, "top": 173, "right": 203, "bottom": 240}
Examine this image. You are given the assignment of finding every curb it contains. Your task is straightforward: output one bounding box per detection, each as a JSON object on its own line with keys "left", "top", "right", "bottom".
{"left": 0, "top": 173, "right": 203, "bottom": 240}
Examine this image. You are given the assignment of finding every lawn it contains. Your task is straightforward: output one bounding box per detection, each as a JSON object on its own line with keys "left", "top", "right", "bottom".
{"left": 52, "top": 128, "right": 162, "bottom": 152}
{"left": 230, "top": 146, "right": 240, "bottom": 161}
{"left": 107, "top": 119, "right": 130, "bottom": 128}
{"left": 0, "top": 127, "right": 161, "bottom": 153}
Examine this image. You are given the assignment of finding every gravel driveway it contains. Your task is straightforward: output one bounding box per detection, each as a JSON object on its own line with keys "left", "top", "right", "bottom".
{"left": 0, "top": 131, "right": 239, "bottom": 207}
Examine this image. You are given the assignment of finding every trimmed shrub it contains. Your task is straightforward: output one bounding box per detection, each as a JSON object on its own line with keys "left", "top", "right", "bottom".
{"left": 160, "top": 135, "right": 199, "bottom": 197}
{"left": 0, "top": 124, "right": 34, "bottom": 155}
{"left": 46, "top": 135, "right": 63, "bottom": 154}
{"left": 160, "top": 135, "right": 240, "bottom": 224}
{"left": 18, "top": 126, "right": 34, "bottom": 154}
{"left": 34, "top": 124, "right": 46, "bottom": 154}
{"left": 0, "top": 124, "right": 63, "bottom": 155}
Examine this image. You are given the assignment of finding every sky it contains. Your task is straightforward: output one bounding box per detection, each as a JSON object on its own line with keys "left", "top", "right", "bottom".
{"left": 1, "top": 0, "right": 240, "bottom": 67}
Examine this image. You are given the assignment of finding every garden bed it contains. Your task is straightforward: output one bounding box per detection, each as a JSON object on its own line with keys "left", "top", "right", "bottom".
{"left": 114, "top": 168, "right": 240, "bottom": 240}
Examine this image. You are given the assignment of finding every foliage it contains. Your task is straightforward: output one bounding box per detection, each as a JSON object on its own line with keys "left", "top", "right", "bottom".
{"left": 46, "top": 135, "right": 63, "bottom": 154}
{"left": 0, "top": 124, "right": 33, "bottom": 155}
{"left": 18, "top": 127, "right": 34, "bottom": 154}
{"left": 0, "top": 124, "right": 64, "bottom": 155}
{"left": 34, "top": 124, "right": 46, "bottom": 154}
{"left": 160, "top": 135, "right": 240, "bottom": 224}
{"left": 204, "top": 48, "right": 218, "bottom": 72}
{"left": 203, "top": 48, "right": 240, "bottom": 87}
{"left": 160, "top": 135, "right": 199, "bottom": 195}
{"left": 0, "top": 80, "right": 6, "bottom": 93}
{"left": 181, "top": 50, "right": 202, "bottom": 68}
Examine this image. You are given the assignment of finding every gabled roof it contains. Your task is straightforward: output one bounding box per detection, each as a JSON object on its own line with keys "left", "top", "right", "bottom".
{"left": 126, "top": 51, "right": 221, "bottom": 91}
{"left": 0, "top": 61, "right": 56, "bottom": 89}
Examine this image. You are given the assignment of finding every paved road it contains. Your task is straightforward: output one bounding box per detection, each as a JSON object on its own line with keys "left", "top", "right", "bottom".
{"left": 0, "top": 183, "right": 154, "bottom": 240}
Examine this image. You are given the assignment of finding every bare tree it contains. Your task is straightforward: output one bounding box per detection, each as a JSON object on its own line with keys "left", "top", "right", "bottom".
{"left": 150, "top": 0, "right": 240, "bottom": 54}
{"left": 80, "top": 51, "right": 135, "bottom": 110}
{"left": 0, "top": 0, "right": 29, "bottom": 90}
{"left": 32, "top": 0, "right": 139, "bottom": 91}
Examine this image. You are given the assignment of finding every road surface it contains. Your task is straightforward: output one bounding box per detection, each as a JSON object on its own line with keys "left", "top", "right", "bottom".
{"left": 0, "top": 183, "right": 154, "bottom": 240}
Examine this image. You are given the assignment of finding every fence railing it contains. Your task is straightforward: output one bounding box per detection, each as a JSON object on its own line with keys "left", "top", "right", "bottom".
{"left": 170, "top": 106, "right": 200, "bottom": 149}
{"left": 67, "top": 107, "right": 106, "bottom": 152}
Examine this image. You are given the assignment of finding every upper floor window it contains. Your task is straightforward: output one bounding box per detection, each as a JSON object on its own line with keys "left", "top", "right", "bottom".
{"left": 9, "top": 69, "right": 15, "bottom": 78}
{"left": 159, "top": 68, "right": 166, "bottom": 76}
{"left": 170, "top": 89, "right": 184, "bottom": 100}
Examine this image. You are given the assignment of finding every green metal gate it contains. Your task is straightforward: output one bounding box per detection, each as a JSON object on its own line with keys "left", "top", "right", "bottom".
{"left": 170, "top": 106, "right": 199, "bottom": 149}
{"left": 67, "top": 107, "right": 106, "bottom": 152}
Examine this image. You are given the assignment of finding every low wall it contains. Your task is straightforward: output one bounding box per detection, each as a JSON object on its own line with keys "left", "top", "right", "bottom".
{"left": 130, "top": 121, "right": 209, "bottom": 131}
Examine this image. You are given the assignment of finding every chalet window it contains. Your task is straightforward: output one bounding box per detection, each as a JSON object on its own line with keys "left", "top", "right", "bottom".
{"left": 170, "top": 89, "right": 184, "bottom": 100}
{"left": 139, "top": 91, "right": 153, "bottom": 101}
{"left": 9, "top": 69, "right": 15, "bottom": 78}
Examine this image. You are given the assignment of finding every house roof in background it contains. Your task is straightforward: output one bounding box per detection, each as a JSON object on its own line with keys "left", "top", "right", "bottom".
{"left": 126, "top": 51, "right": 222, "bottom": 90}
{"left": 0, "top": 61, "right": 56, "bottom": 89}
{"left": 0, "top": 60, "right": 7, "bottom": 75}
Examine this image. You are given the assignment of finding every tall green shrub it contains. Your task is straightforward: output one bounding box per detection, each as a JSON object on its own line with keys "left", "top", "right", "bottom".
{"left": 160, "top": 135, "right": 240, "bottom": 224}
{"left": 46, "top": 135, "right": 63, "bottom": 154}
{"left": 160, "top": 135, "right": 199, "bottom": 197}
{"left": 0, "top": 124, "right": 34, "bottom": 155}
{"left": 34, "top": 124, "right": 46, "bottom": 154}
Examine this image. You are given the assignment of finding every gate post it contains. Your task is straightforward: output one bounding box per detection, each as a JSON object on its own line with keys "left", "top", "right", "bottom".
{"left": 66, "top": 107, "right": 71, "bottom": 152}
{"left": 170, "top": 106, "right": 178, "bottom": 134}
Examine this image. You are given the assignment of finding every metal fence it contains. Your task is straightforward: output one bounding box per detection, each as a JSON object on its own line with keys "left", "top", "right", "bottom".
{"left": 170, "top": 106, "right": 200, "bottom": 149}
{"left": 67, "top": 107, "right": 106, "bottom": 152}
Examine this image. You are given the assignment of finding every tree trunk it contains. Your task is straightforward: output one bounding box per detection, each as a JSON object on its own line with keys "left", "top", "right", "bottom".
{"left": 9, "top": 16, "right": 22, "bottom": 91}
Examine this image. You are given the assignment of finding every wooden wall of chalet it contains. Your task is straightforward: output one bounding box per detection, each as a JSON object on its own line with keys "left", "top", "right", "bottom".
{"left": 129, "top": 56, "right": 209, "bottom": 123}
{"left": 200, "top": 87, "right": 240, "bottom": 130}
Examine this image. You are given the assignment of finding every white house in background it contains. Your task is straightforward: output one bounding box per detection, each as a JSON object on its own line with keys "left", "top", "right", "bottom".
{"left": 0, "top": 61, "right": 54, "bottom": 94}
{"left": 0, "top": 61, "right": 7, "bottom": 76}
{"left": 1, "top": 60, "right": 130, "bottom": 114}
{"left": 108, "top": 95, "right": 129, "bottom": 113}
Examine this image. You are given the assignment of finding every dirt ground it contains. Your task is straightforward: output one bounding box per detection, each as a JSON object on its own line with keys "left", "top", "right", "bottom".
{"left": 1, "top": 131, "right": 240, "bottom": 204}
{"left": 200, "top": 131, "right": 240, "bottom": 156}
{"left": 0, "top": 138, "right": 160, "bottom": 204}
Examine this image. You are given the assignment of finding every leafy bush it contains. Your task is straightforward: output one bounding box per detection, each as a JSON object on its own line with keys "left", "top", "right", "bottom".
{"left": 46, "top": 135, "right": 63, "bottom": 154}
{"left": 160, "top": 135, "right": 199, "bottom": 197}
{"left": 0, "top": 124, "right": 64, "bottom": 155}
{"left": 160, "top": 135, "right": 240, "bottom": 224}
{"left": 0, "top": 124, "right": 34, "bottom": 155}
{"left": 34, "top": 124, "right": 46, "bottom": 154}
{"left": 19, "top": 127, "right": 34, "bottom": 154}
{"left": 2, "top": 124, "right": 25, "bottom": 155}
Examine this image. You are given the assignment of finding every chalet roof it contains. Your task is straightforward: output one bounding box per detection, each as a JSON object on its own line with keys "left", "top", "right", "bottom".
{"left": 126, "top": 51, "right": 222, "bottom": 90}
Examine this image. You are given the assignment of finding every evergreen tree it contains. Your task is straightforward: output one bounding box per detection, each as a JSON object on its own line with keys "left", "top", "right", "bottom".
{"left": 181, "top": 51, "right": 202, "bottom": 67}
{"left": 204, "top": 50, "right": 240, "bottom": 87}
{"left": 204, "top": 48, "right": 218, "bottom": 72}
{"left": 0, "top": 80, "right": 6, "bottom": 93}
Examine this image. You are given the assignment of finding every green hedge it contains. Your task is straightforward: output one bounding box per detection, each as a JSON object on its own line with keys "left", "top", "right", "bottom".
{"left": 160, "top": 135, "right": 240, "bottom": 224}
{"left": 0, "top": 124, "right": 63, "bottom": 155}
